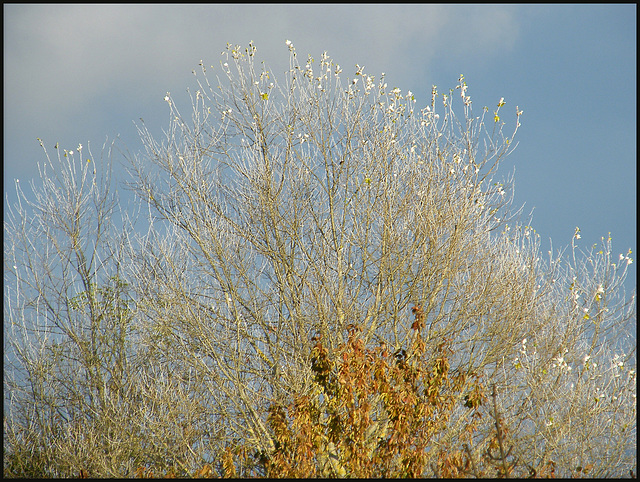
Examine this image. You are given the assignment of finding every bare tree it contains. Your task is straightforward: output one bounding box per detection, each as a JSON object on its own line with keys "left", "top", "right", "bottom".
{"left": 3, "top": 140, "right": 142, "bottom": 476}
{"left": 3, "top": 142, "right": 209, "bottom": 477}
{"left": 5, "top": 41, "right": 636, "bottom": 477}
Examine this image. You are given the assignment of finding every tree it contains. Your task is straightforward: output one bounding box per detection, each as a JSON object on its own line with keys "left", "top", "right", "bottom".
{"left": 4, "top": 41, "right": 636, "bottom": 477}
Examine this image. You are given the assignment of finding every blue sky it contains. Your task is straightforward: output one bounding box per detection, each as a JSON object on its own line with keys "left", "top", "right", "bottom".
{"left": 4, "top": 4, "right": 636, "bottom": 289}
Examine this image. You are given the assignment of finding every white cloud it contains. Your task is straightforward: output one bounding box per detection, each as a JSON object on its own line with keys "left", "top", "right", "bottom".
{"left": 4, "top": 4, "right": 520, "bottom": 185}
{"left": 6, "top": 4, "right": 520, "bottom": 112}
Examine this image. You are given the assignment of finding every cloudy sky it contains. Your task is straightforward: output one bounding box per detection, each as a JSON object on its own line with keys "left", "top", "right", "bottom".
{"left": 4, "top": 4, "right": 636, "bottom": 287}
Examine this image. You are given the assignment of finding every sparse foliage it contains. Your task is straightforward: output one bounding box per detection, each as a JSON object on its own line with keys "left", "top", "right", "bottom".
{"left": 4, "top": 41, "right": 636, "bottom": 477}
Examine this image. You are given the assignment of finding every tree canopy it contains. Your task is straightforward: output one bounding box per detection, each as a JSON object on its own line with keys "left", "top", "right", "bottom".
{"left": 4, "top": 41, "right": 636, "bottom": 478}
